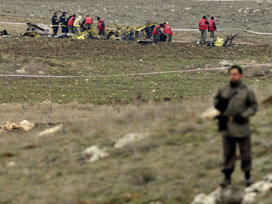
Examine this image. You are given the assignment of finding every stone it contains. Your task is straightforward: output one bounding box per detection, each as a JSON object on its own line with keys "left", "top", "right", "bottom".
{"left": 242, "top": 192, "right": 258, "bottom": 204}
{"left": 200, "top": 107, "right": 220, "bottom": 119}
{"left": 114, "top": 132, "right": 149, "bottom": 148}
{"left": 82, "top": 145, "right": 109, "bottom": 163}
{"left": 16, "top": 69, "right": 26, "bottom": 74}
{"left": 19, "top": 120, "right": 34, "bottom": 131}
{"left": 37, "top": 124, "right": 64, "bottom": 137}
{"left": 218, "top": 60, "right": 233, "bottom": 67}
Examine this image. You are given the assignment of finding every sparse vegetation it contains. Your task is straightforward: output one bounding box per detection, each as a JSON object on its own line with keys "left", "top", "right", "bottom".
{"left": 0, "top": 3, "right": 272, "bottom": 203}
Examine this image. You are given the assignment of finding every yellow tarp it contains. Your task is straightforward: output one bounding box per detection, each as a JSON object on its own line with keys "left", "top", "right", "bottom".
{"left": 215, "top": 37, "right": 224, "bottom": 47}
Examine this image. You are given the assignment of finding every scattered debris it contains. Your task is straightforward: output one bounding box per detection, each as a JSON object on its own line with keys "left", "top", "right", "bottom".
{"left": 200, "top": 107, "right": 220, "bottom": 120}
{"left": 37, "top": 124, "right": 64, "bottom": 137}
{"left": 114, "top": 132, "right": 150, "bottom": 148}
{"left": 82, "top": 145, "right": 110, "bottom": 163}
{"left": 22, "top": 22, "right": 52, "bottom": 37}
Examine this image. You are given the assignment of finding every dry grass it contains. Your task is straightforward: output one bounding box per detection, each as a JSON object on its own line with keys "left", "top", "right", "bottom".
{"left": 0, "top": 99, "right": 271, "bottom": 204}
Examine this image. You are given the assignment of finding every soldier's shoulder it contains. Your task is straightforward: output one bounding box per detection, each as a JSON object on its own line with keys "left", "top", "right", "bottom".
{"left": 220, "top": 83, "right": 230, "bottom": 90}
{"left": 241, "top": 83, "right": 256, "bottom": 95}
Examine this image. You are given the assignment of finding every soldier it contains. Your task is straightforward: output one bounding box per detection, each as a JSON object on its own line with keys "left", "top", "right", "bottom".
{"left": 199, "top": 16, "right": 208, "bottom": 42}
{"left": 214, "top": 65, "right": 258, "bottom": 187}
{"left": 51, "top": 12, "right": 59, "bottom": 36}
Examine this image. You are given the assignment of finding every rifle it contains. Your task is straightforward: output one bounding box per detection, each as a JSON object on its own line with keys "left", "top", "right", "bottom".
{"left": 214, "top": 90, "right": 238, "bottom": 131}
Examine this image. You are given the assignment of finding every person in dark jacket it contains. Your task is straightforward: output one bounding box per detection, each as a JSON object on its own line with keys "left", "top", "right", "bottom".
{"left": 59, "top": 12, "right": 68, "bottom": 33}
{"left": 214, "top": 65, "right": 258, "bottom": 188}
{"left": 51, "top": 12, "right": 59, "bottom": 35}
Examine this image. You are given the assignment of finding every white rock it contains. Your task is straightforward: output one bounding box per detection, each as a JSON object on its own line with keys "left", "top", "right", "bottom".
{"left": 20, "top": 120, "right": 34, "bottom": 131}
{"left": 37, "top": 124, "right": 63, "bottom": 137}
{"left": 200, "top": 107, "right": 220, "bottom": 119}
{"left": 218, "top": 60, "right": 233, "bottom": 67}
{"left": 263, "top": 174, "right": 272, "bottom": 183}
{"left": 242, "top": 192, "right": 258, "bottom": 204}
{"left": 191, "top": 193, "right": 217, "bottom": 204}
{"left": 82, "top": 145, "right": 109, "bottom": 163}
{"left": 16, "top": 69, "right": 26, "bottom": 74}
{"left": 7, "top": 161, "right": 16, "bottom": 167}
{"left": 245, "top": 181, "right": 272, "bottom": 194}
{"left": 114, "top": 132, "right": 149, "bottom": 148}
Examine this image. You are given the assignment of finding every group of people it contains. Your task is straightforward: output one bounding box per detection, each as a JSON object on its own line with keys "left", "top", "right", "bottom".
{"left": 199, "top": 16, "right": 217, "bottom": 42}
{"left": 52, "top": 12, "right": 217, "bottom": 44}
{"left": 51, "top": 12, "right": 106, "bottom": 36}
{"left": 152, "top": 23, "right": 173, "bottom": 43}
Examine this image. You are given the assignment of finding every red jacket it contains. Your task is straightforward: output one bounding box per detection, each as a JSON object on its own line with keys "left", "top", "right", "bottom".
{"left": 163, "top": 24, "right": 173, "bottom": 36}
{"left": 68, "top": 16, "right": 75, "bottom": 26}
{"left": 152, "top": 25, "right": 161, "bottom": 35}
{"left": 209, "top": 20, "right": 216, "bottom": 31}
{"left": 199, "top": 19, "right": 208, "bottom": 30}
{"left": 84, "top": 16, "right": 93, "bottom": 25}
{"left": 97, "top": 19, "right": 105, "bottom": 31}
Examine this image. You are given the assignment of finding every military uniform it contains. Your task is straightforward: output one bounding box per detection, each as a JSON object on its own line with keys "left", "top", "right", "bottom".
{"left": 214, "top": 80, "right": 258, "bottom": 176}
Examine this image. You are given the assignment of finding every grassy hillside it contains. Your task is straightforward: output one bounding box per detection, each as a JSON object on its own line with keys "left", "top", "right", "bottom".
{"left": 0, "top": 33, "right": 271, "bottom": 204}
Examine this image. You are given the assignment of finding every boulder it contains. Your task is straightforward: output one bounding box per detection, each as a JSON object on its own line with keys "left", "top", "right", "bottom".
{"left": 19, "top": 120, "right": 35, "bottom": 131}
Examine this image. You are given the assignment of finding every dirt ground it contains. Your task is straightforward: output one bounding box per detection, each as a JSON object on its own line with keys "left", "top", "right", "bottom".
{"left": 1, "top": 0, "right": 272, "bottom": 32}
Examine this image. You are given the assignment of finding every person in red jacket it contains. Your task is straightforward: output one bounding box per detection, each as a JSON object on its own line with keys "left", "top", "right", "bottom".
{"left": 208, "top": 16, "right": 217, "bottom": 41}
{"left": 97, "top": 16, "right": 105, "bottom": 36}
{"left": 163, "top": 22, "right": 173, "bottom": 42}
{"left": 83, "top": 15, "right": 93, "bottom": 30}
{"left": 199, "top": 16, "right": 209, "bottom": 42}
{"left": 67, "top": 14, "right": 76, "bottom": 34}
{"left": 152, "top": 24, "right": 164, "bottom": 43}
